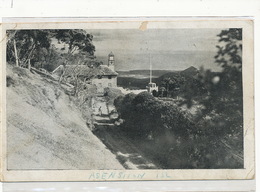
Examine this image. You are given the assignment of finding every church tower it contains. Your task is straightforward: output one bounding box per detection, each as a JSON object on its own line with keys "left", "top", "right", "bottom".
{"left": 146, "top": 53, "right": 158, "bottom": 95}
{"left": 108, "top": 52, "right": 115, "bottom": 71}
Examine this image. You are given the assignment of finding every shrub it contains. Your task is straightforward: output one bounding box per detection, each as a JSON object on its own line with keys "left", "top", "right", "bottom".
{"left": 104, "top": 87, "right": 123, "bottom": 105}
{"left": 115, "top": 91, "right": 194, "bottom": 140}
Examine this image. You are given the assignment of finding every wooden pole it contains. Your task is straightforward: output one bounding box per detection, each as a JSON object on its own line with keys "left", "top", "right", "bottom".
{"left": 28, "top": 59, "right": 31, "bottom": 71}
{"left": 149, "top": 53, "right": 152, "bottom": 83}
{"left": 24, "top": 44, "right": 35, "bottom": 67}
{"left": 13, "top": 39, "right": 19, "bottom": 67}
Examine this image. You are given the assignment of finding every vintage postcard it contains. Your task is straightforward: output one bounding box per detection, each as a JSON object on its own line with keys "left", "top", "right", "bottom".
{"left": 0, "top": 19, "right": 254, "bottom": 181}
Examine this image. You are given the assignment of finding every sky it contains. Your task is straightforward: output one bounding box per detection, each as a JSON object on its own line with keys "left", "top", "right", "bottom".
{"left": 86, "top": 28, "right": 224, "bottom": 72}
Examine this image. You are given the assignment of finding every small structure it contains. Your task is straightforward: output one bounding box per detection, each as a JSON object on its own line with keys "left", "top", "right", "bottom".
{"left": 146, "top": 54, "right": 158, "bottom": 94}
{"left": 147, "top": 82, "right": 158, "bottom": 93}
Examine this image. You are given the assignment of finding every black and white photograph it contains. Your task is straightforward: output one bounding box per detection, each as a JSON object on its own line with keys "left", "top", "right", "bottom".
{"left": 1, "top": 20, "right": 254, "bottom": 181}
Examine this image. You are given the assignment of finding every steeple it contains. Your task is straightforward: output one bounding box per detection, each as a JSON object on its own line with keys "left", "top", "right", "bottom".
{"left": 146, "top": 53, "right": 158, "bottom": 95}
{"left": 108, "top": 52, "right": 115, "bottom": 71}
{"left": 149, "top": 53, "right": 152, "bottom": 83}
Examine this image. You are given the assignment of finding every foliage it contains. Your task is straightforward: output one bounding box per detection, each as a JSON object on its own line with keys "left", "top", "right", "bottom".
{"left": 6, "top": 29, "right": 96, "bottom": 70}
{"left": 104, "top": 87, "right": 124, "bottom": 105}
{"left": 114, "top": 92, "right": 193, "bottom": 139}
{"left": 114, "top": 28, "right": 243, "bottom": 169}
{"left": 32, "top": 45, "right": 62, "bottom": 71}
{"left": 181, "top": 28, "right": 243, "bottom": 167}
{"left": 7, "top": 29, "right": 99, "bottom": 98}
{"left": 65, "top": 52, "right": 101, "bottom": 68}
{"left": 54, "top": 29, "right": 95, "bottom": 55}
{"left": 157, "top": 69, "right": 206, "bottom": 100}
{"left": 215, "top": 28, "right": 242, "bottom": 71}
{"left": 189, "top": 29, "right": 243, "bottom": 132}
{"left": 7, "top": 30, "right": 52, "bottom": 67}
{"left": 114, "top": 93, "right": 136, "bottom": 122}
{"left": 114, "top": 91, "right": 202, "bottom": 168}
{"left": 160, "top": 75, "right": 185, "bottom": 97}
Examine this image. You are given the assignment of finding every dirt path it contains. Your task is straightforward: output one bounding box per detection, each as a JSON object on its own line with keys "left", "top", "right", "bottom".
{"left": 93, "top": 115, "right": 158, "bottom": 169}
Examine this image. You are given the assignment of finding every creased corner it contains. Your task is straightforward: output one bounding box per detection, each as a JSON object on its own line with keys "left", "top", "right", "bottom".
{"left": 139, "top": 21, "right": 148, "bottom": 31}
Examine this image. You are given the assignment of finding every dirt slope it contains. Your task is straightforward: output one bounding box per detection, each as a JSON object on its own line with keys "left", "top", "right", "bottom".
{"left": 6, "top": 65, "right": 124, "bottom": 170}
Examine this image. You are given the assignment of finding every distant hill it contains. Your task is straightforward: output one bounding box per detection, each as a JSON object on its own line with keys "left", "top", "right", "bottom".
{"left": 156, "top": 66, "right": 199, "bottom": 83}
{"left": 180, "top": 66, "right": 199, "bottom": 77}
{"left": 156, "top": 71, "right": 180, "bottom": 82}
{"left": 117, "top": 66, "right": 200, "bottom": 89}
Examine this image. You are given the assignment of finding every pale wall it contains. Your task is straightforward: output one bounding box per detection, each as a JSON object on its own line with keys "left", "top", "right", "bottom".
{"left": 92, "top": 76, "right": 117, "bottom": 93}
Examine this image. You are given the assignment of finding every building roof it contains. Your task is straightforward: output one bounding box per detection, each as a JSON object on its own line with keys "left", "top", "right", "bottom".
{"left": 108, "top": 52, "right": 114, "bottom": 57}
{"left": 99, "top": 65, "right": 118, "bottom": 76}
{"left": 52, "top": 64, "right": 118, "bottom": 78}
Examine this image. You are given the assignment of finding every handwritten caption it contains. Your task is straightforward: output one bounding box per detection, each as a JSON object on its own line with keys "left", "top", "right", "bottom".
{"left": 88, "top": 171, "right": 172, "bottom": 180}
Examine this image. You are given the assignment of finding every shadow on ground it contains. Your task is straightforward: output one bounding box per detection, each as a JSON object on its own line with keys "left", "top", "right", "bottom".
{"left": 93, "top": 115, "right": 159, "bottom": 169}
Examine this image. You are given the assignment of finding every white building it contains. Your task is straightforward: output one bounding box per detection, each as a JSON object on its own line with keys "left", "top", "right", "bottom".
{"left": 52, "top": 52, "right": 118, "bottom": 93}
{"left": 146, "top": 54, "right": 158, "bottom": 94}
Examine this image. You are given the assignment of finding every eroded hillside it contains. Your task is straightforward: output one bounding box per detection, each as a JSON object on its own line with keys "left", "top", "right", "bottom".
{"left": 6, "top": 65, "right": 124, "bottom": 170}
